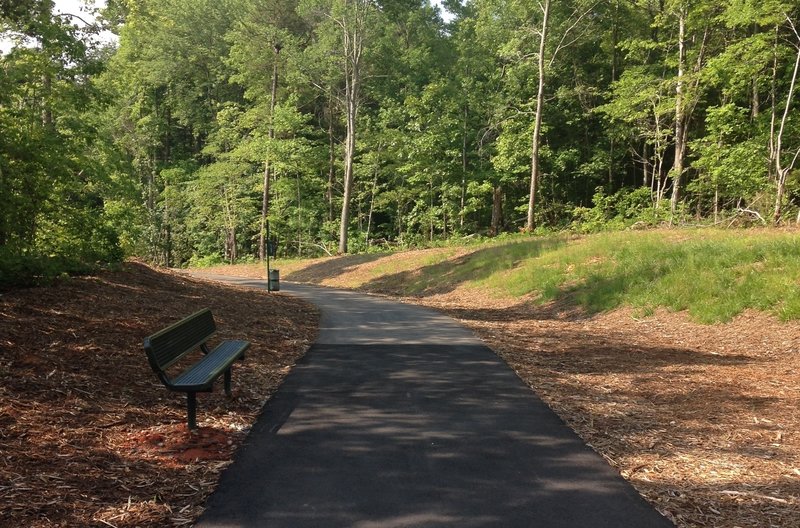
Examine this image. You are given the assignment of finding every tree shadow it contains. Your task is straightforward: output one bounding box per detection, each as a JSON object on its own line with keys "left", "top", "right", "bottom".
{"left": 359, "top": 237, "right": 569, "bottom": 297}
{"left": 283, "top": 253, "right": 389, "bottom": 283}
{"left": 198, "top": 343, "right": 674, "bottom": 527}
{"left": 440, "top": 311, "right": 796, "bottom": 525}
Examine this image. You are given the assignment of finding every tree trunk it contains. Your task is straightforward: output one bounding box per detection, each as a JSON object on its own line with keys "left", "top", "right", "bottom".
{"left": 41, "top": 74, "right": 53, "bottom": 129}
{"left": 327, "top": 98, "right": 336, "bottom": 222}
{"left": 366, "top": 169, "right": 377, "bottom": 247}
{"left": 339, "top": 95, "right": 357, "bottom": 253}
{"left": 338, "top": 1, "right": 367, "bottom": 254}
{"left": 297, "top": 173, "right": 302, "bottom": 256}
{"left": 526, "top": 0, "right": 550, "bottom": 232}
{"left": 260, "top": 44, "right": 280, "bottom": 261}
{"left": 223, "top": 187, "right": 236, "bottom": 264}
{"left": 670, "top": 6, "right": 686, "bottom": 217}
{"left": 429, "top": 179, "right": 434, "bottom": 241}
{"left": 773, "top": 20, "right": 800, "bottom": 224}
{"left": 0, "top": 162, "right": 5, "bottom": 246}
{"left": 751, "top": 76, "right": 760, "bottom": 119}
{"left": 460, "top": 105, "right": 468, "bottom": 228}
{"left": 260, "top": 159, "right": 272, "bottom": 260}
{"left": 768, "top": 26, "right": 779, "bottom": 182}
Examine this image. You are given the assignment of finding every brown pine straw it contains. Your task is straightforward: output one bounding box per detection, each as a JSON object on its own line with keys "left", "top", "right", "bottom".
{"left": 0, "top": 262, "right": 318, "bottom": 527}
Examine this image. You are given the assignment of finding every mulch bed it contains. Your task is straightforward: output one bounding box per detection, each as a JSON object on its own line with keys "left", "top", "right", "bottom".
{"left": 0, "top": 262, "right": 318, "bottom": 527}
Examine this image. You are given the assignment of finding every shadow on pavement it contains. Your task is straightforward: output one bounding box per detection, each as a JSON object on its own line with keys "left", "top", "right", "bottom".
{"left": 197, "top": 343, "right": 673, "bottom": 528}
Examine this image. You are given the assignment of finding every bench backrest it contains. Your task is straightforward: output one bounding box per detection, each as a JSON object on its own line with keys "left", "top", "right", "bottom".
{"left": 143, "top": 308, "right": 216, "bottom": 373}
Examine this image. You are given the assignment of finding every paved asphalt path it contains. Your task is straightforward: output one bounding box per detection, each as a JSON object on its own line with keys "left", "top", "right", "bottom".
{"left": 194, "top": 276, "right": 673, "bottom": 527}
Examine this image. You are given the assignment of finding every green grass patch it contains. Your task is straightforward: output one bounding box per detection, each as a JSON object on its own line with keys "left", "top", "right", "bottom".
{"left": 486, "top": 230, "right": 800, "bottom": 322}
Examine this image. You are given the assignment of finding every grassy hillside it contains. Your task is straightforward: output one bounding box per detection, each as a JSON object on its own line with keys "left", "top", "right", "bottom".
{"left": 266, "top": 229, "right": 800, "bottom": 323}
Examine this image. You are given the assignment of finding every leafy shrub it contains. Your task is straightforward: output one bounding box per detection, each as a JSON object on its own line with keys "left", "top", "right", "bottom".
{"left": 0, "top": 222, "right": 124, "bottom": 289}
{"left": 187, "top": 253, "right": 225, "bottom": 268}
{"left": 572, "top": 186, "right": 666, "bottom": 232}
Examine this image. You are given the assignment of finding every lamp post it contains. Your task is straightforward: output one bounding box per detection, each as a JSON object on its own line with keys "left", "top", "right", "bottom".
{"left": 266, "top": 219, "right": 272, "bottom": 292}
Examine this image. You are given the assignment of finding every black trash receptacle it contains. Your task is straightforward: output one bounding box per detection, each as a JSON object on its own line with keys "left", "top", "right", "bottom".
{"left": 268, "top": 269, "right": 280, "bottom": 291}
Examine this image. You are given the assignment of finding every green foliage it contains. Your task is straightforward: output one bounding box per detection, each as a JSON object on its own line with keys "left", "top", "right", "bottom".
{"left": 689, "top": 104, "right": 769, "bottom": 212}
{"left": 4, "top": 0, "right": 800, "bottom": 284}
{"left": 572, "top": 187, "right": 668, "bottom": 232}
{"left": 0, "top": 1, "right": 128, "bottom": 286}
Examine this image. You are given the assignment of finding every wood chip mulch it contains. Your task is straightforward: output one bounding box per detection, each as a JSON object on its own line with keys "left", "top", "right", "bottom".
{"left": 0, "top": 262, "right": 318, "bottom": 527}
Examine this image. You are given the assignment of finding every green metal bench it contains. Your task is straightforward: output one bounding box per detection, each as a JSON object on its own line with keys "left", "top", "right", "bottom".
{"left": 143, "top": 308, "right": 250, "bottom": 429}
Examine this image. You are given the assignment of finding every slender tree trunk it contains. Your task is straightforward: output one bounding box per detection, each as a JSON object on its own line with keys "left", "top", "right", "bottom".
{"left": 41, "top": 74, "right": 53, "bottom": 129}
{"left": 773, "top": 19, "right": 800, "bottom": 224}
{"left": 260, "top": 158, "right": 272, "bottom": 259}
{"left": 460, "top": 105, "right": 468, "bottom": 228}
{"left": 339, "top": 93, "right": 358, "bottom": 253}
{"left": 338, "top": 1, "right": 367, "bottom": 254}
{"left": 260, "top": 44, "right": 280, "bottom": 261}
{"left": 327, "top": 98, "right": 336, "bottom": 222}
{"left": 429, "top": 179, "right": 434, "bottom": 241}
{"left": 609, "top": 1, "right": 620, "bottom": 186}
{"left": 0, "top": 163, "right": 5, "bottom": 246}
{"left": 297, "top": 173, "right": 302, "bottom": 256}
{"left": 670, "top": 6, "right": 686, "bottom": 217}
{"left": 526, "top": 0, "right": 550, "bottom": 232}
{"left": 366, "top": 169, "right": 377, "bottom": 247}
{"left": 223, "top": 186, "right": 237, "bottom": 264}
{"left": 768, "top": 26, "right": 779, "bottom": 181}
{"left": 751, "top": 77, "right": 760, "bottom": 119}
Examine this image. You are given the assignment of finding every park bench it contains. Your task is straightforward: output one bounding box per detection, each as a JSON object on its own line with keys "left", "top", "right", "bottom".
{"left": 143, "top": 308, "right": 250, "bottom": 429}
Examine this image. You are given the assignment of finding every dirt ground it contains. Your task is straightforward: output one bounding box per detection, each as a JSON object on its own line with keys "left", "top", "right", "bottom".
{"left": 0, "top": 262, "right": 318, "bottom": 527}
{"left": 212, "top": 252, "right": 800, "bottom": 528}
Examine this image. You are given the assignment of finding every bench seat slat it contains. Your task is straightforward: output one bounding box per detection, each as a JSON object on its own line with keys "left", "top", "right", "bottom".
{"left": 170, "top": 340, "right": 250, "bottom": 391}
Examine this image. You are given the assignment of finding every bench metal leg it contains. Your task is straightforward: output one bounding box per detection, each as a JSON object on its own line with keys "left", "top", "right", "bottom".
{"left": 224, "top": 368, "right": 232, "bottom": 396}
{"left": 187, "top": 392, "right": 197, "bottom": 429}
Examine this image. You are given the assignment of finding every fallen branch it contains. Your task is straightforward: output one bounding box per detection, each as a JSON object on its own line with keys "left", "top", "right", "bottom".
{"left": 312, "top": 242, "right": 333, "bottom": 257}
{"left": 726, "top": 208, "right": 767, "bottom": 227}
{"left": 737, "top": 208, "right": 767, "bottom": 224}
{"left": 720, "top": 490, "right": 793, "bottom": 505}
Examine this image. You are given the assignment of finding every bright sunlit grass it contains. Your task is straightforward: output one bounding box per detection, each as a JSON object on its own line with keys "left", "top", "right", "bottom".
{"left": 473, "top": 230, "right": 800, "bottom": 323}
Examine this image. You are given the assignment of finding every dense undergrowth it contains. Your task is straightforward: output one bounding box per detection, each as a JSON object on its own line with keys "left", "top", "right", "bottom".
{"left": 271, "top": 229, "right": 800, "bottom": 324}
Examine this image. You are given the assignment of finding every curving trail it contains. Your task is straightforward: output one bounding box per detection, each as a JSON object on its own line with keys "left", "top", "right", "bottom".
{"left": 194, "top": 276, "right": 672, "bottom": 527}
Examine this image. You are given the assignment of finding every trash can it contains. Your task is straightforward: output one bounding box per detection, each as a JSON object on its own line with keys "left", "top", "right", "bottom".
{"left": 268, "top": 269, "right": 280, "bottom": 291}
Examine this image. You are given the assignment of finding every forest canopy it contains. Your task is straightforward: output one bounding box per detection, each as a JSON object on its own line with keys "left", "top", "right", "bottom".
{"left": 2, "top": 0, "right": 800, "bottom": 284}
